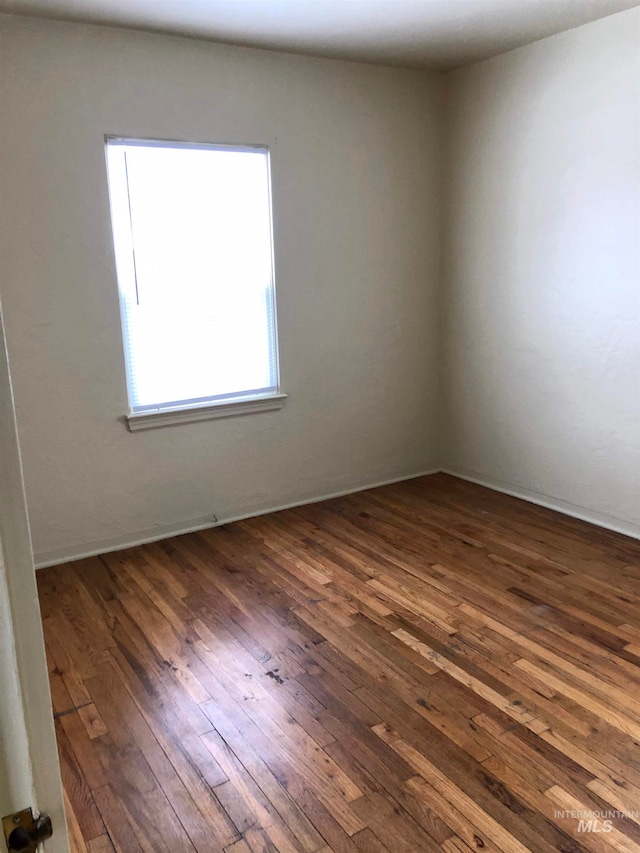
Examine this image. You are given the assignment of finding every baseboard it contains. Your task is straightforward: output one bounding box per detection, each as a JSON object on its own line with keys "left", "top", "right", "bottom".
{"left": 442, "top": 466, "right": 640, "bottom": 542}
{"left": 34, "top": 464, "right": 640, "bottom": 567}
{"left": 34, "top": 466, "right": 441, "bottom": 568}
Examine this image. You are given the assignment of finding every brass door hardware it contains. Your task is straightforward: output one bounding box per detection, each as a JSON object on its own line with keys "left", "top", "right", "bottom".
{"left": 2, "top": 809, "right": 52, "bottom": 852}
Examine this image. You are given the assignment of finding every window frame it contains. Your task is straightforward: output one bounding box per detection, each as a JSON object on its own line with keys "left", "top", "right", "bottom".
{"left": 104, "top": 135, "right": 285, "bottom": 432}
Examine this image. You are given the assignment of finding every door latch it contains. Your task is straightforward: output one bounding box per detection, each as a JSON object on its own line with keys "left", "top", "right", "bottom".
{"left": 2, "top": 808, "right": 52, "bottom": 852}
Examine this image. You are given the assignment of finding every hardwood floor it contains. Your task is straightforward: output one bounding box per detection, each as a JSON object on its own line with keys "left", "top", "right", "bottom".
{"left": 37, "top": 473, "right": 640, "bottom": 853}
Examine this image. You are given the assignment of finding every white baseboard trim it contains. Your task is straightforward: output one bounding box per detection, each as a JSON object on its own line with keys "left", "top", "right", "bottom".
{"left": 442, "top": 466, "right": 640, "bottom": 542}
{"left": 34, "top": 466, "right": 441, "bottom": 569}
{"left": 35, "top": 464, "right": 640, "bottom": 568}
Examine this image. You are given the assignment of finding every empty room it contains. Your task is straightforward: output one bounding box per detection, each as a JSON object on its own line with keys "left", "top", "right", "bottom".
{"left": 0, "top": 0, "right": 639, "bottom": 851}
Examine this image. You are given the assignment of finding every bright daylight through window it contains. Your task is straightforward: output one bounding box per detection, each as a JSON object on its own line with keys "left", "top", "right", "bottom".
{"left": 105, "top": 138, "right": 282, "bottom": 429}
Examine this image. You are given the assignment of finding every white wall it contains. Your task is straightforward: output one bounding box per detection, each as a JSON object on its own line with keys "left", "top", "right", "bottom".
{"left": 2, "top": 9, "right": 639, "bottom": 564}
{"left": 443, "top": 8, "right": 640, "bottom": 536}
{"left": 0, "top": 15, "right": 444, "bottom": 565}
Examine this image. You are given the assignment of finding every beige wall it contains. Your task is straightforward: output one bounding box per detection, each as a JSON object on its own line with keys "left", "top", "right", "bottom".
{"left": 2, "top": 8, "right": 639, "bottom": 565}
{"left": 0, "top": 14, "right": 444, "bottom": 564}
{"left": 443, "top": 8, "right": 640, "bottom": 536}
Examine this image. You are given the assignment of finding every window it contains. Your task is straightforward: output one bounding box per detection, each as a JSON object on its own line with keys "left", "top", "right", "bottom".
{"left": 105, "top": 137, "right": 284, "bottom": 431}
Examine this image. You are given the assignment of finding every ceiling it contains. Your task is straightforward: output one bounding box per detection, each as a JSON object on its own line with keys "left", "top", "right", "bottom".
{"left": 1, "top": 0, "right": 638, "bottom": 70}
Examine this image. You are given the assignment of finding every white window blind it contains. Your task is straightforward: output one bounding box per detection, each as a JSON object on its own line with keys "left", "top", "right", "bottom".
{"left": 105, "top": 138, "right": 280, "bottom": 417}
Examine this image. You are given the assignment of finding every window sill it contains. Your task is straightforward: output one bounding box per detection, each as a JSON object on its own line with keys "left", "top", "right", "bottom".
{"left": 126, "top": 393, "right": 287, "bottom": 432}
